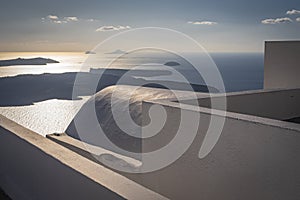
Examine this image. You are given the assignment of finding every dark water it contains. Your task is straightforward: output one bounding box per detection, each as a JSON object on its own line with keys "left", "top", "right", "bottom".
{"left": 105, "top": 51, "right": 264, "bottom": 92}
{"left": 211, "top": 53, "right": 264, "bottom": 92}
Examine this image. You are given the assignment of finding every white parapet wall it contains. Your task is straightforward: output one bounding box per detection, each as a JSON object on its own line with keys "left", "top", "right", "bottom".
{"left": 264, "top": 41, "right": 300, "bottom": 89}
{"left": 120, "top": 89, "right": 300, "bottom": 200}
{"left": 2, "top": 88, "right": 299, "bottom": 199}
{"left": 21, "top": 87, "right": 299, "bottom": 200}
{"left": 183, "top": 88, "right": 300, "bottom": 121}
{"left": 0, "top": 115, "right": 167, "bottom": 200}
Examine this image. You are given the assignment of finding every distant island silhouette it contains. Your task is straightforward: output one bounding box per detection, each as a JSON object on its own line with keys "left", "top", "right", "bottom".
{"left": 164, "top": 61, "right": 180, "bottom": 66}
{"left": 0, "top": 68, "right": 218, "bottom": 106}
{"left": 105, "top": 49, "right": 127, "bottom": 54}
{"left": 0, "top": 57, "right": 59, "bottom": 67}
{"left": 85, "top": 51, "right": 96, "bottom": 54}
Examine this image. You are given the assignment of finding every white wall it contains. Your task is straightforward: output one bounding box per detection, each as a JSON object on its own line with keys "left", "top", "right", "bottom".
{"left": 122, "top": 100, "right": 300, "bottom": 200}
{"left": 264, "top": 41, "right": 300, "bottom": 89}
{"left": 183, "top": 89, "right": 300, "bottom": 121}
{"left": 0, "top": 115, "right": 167, "bottom": 200}
{"left": 0, "top": 127, "right": 124, "bottom": 200}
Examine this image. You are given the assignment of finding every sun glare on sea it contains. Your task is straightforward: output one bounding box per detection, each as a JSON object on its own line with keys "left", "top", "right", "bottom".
{"left": 0, "top": 52, "right": 87, "bottom": 77}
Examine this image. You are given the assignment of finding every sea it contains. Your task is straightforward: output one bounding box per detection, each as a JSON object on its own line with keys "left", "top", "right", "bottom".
{"left": 0, "top": 52, "right": 264, "bottom": 136}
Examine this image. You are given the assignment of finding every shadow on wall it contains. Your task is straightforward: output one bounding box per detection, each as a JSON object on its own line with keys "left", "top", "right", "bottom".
{"left": 0, "top": 187, "right": 11, "bottom": 200}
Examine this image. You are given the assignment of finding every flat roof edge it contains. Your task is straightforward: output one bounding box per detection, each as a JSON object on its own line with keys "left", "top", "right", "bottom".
{"left": 0, "top": 114, "right": 168, "bottom": 200}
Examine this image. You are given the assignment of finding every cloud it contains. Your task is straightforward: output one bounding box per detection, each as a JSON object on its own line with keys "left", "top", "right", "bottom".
{"left": 64, "top": 16, "right": 78, "bottom": 22}
{"left": 86, "top": 19, "right": 98, "bottom": 22}
{"left": 188, "top": 21, "right": 217, "bottom": 25}
{"left": 96, "top": 25, "right": 131, "bottom": 32}
{"left": 44, "top": 15, "right": 80, "bottom": 24}
{"left": 47, "top": 15, "right": 65, "bottom": 24}
{"left": 297, "top": 17, "right": 300, "bottom": 22}
{"left": 48, "top": 15, "right": 59, "bottom": 20}
{"left": 286, "top": 9, "right": 300, "bottom": 15}
{"left": 261, "top": 17, "right": 292, "bottom": 24}
{"left": 44, "top": 15, "right": 99, "bottom": 25}
{"left": 53, "top": 20, "right": 67, "bottom": 24}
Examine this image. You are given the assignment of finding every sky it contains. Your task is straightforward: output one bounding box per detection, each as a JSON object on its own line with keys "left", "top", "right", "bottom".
{"left": 0, "top": 0, "right": 299, "bottom": 52}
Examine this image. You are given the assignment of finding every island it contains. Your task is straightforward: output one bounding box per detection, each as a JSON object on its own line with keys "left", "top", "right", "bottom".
{"left": 105, "top": 49, "right": 127, "bottom": 54}
{"left": 164, "top": 61, "right": 180, "bottom": 66}
{"left": 0, "top": 57, "right": 59, "bottom": 67}
{"left": 85, "top": 51, "right": 96, "bottom": 54}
